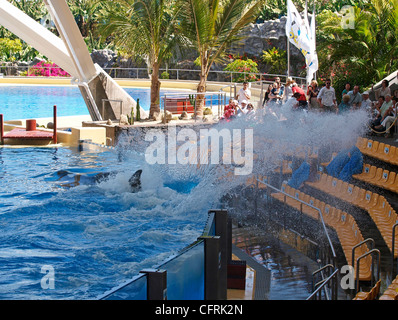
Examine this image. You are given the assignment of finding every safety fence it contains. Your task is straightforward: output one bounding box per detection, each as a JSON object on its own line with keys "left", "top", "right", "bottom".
{"left": 97, "top": 209, "right": 231, "bottom": 300}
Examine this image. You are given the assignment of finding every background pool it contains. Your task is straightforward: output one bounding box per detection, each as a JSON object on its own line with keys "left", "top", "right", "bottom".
{"left": 0, "top": 85, "right": 187, "bottom": 120}
{"left": 0, "top": 85, "right": 222, "bottom": 120}
{"left": 0, "top": 146, "right": 215, "bottom": 299}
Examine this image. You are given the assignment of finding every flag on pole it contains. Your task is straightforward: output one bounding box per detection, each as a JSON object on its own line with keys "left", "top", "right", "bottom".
{"left": 307, "top": 4, "right": 318, "bottom": 83}
{"left": 285, "top": 0, "right": 318, "bottom": 84}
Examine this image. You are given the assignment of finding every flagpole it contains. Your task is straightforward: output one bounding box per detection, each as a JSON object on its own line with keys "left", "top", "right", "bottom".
{"left": 287, "top": 0, "right": 290, "bottom": 78}
{"left": 287, "top": 37, "right": 290, "bottom": 78}
{"left": 313, "top": 0, "right": 317, "bottom": 81}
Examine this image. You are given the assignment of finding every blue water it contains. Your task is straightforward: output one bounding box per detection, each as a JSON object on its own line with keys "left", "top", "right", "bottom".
{"left": 0, "top": 86, "right": 187, "bottom": 120}
{"left": 0, "top": 146, "right": 209, "bottom": 299}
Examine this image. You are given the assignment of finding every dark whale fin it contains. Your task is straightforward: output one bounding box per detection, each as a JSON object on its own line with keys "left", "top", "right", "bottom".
{"left": 129, "top": 169, "right": 142, "bottom": 192}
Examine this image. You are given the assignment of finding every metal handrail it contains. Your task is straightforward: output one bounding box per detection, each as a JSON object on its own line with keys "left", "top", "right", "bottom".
{"left": 351, "top": 238, "right": 375, "bottom": 271}
{"left": 392, "top": 223, "right": 398, "bottom": 275}
{"left": 311, "top": 264, "right": 338, "bottom": 300}
{"left": 1, "top": 65, "right": 307, "bottom": 83}
{"left": 306, "top": 268, "right": 339, "bottom": 300}
{"left": 256, "top": 179, "right": 337, "bottom": 262}
{"left": 355, "top": 249, "right": 380, "bottom": 294}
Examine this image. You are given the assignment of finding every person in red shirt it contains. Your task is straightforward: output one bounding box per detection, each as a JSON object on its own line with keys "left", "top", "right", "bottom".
{"left": 291, "top": 84, "right": 308, "bottom": 109}
{"left": 222, "top": 98, "right": 237, "bottom": 121}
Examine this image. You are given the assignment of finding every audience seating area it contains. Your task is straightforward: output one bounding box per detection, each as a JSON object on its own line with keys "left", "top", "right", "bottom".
{"left": 353, "top": 164, "right": 398, "bottom": 192}
{"left": 379, "top": 276, "right": 398, "bottom": 300}
{"left": 356, "top": 137, "right": 398, "bottom": 166}
{"left": 353, "top": 280, "right": 381, "bottom": 300}
{"left": 306, "top": 172, "right": 398, "bottom": 257}
{"left": 245, "top": 136, "right": 398, "bottom": 299}
{"left": 271, "top": 182, "right": 372, "bottom": 281}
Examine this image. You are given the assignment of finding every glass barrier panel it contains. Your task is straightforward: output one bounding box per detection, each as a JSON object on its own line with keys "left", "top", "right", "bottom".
{"left": 158, "top": 241, "right": 205, "bottom": 300}
{"left": 101, "top": 273, "right": 147, "bottom": 300}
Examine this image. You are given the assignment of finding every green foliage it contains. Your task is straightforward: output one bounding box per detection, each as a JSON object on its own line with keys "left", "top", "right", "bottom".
{"left": 256, "top": 0, "right": 368, "bottom": 22}
{"left": 261, "top": 47, "right": 287, "bottom": 75}
{"left": 317, "top": 0, "right": 398, "bottom": 90}
{"left": 178, "top": 0, "right": 264, "bottom": 91}
{"left": 224, "top": 58, "right": 259, "bottom": 82}
{"left": 0, "top": 38, "right": 23, "bottom": 61}
{"left": 160, "top": 71, "right": 170, "bottom": 79}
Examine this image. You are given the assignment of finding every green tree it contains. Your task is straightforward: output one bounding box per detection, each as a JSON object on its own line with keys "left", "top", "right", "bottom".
{"left": 68, "top": 0, "right": 103, "bottom": 38}
{"left": 178, "top": 0, "right": 264, "bottom": 118}
{"left": 317, "top": 0, "right": 398, "bottom": 88}
{"left": 224, "top": 58, "right": 259, "bottom": 82}
{"left": 99, "top": 0, "right": 182, "bottom": 119}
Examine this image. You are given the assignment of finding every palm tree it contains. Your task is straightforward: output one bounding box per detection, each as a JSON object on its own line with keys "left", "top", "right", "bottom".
{"left": 99, "top": 0, "right": 182, "bottom": 119}
{"left": 68, "top": 0, "right": 103, "bottom": 38}
{"left": 177, "top": 0, "right": 264, "bottom": 118}
{"left": 317, "top": 0, "right": 398, "bottom": 86}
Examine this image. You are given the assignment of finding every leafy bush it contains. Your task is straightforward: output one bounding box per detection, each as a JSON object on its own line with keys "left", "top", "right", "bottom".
{"left": 224, "top": 58, "right": 259, "bottom": 82}
{"left": 160, "top": 71, "right": 170, "bottom": 79}
{"left": 27, "top": 61, "right": 70, "bottom": 77}
{"left": 262, "top": 47, "right": 287, "bottom": 75}
{"left": 0, "top": 38, "right": 23, "bottom": 61}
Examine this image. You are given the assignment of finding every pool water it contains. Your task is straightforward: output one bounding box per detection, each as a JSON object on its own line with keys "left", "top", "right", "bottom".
{"left": 0, "top": 85, "right": 185, "bottom": 120}
{"left": 0, "top": 146, "right": 210, "bottom": 299}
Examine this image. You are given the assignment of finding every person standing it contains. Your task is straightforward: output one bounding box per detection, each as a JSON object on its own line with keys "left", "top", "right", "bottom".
{"left": 236, "top": 82, "right": 251, "bottom": 104}
{"left": 307, "top": 80, "right": 320, "bottom": 110}
{"left": 317, "top": 79, "right": 337, "bottom": 113}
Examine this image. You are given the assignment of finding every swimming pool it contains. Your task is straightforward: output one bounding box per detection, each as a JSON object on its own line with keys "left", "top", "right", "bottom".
{"left": 0, "top": 85, "right": 187, "bottom": 120}
{"left": 0, "top": 85, "right": 227, "bottom": 121}
{"left": 0, "top": 146, "right": 214, "bottom": 299}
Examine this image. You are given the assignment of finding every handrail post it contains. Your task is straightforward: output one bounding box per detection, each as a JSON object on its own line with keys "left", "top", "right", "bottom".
{"left": 139, "top": 269, "right": 167, "bottom": 300}
{"left": 0, "top": 114, "right": 4, "bottom": 145}
{"left": 392, "top": 223, "right": 398, "bottom": 276}
{"left": 53, "top": 105, "right": 57, "bottom": 144}
{"left": 163, "top": 95, "right": 166, "bottom": 124}
{"left": 198, "top": 235, "right": 221, "bottom": 300}
{"left": 351, "top": 238, "right": 375, "bottom": 272}
{"left": 355, "top": 249, "right": 380, "bottom": 294}
{"left": 209, "top": 209, "right": 228, "bottom": 299}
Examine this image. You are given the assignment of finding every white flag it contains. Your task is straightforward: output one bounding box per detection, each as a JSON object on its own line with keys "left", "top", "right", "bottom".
{"left": 286, "top": 0, "right": 318, "bottom": 84}
{"left": 307, "top": 7, "right": 318, "bottom": 84}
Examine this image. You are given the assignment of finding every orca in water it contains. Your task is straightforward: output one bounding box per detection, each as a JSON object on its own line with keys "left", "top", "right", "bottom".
{"left": 54, "top": 169, "right": 142, "bottom": 192}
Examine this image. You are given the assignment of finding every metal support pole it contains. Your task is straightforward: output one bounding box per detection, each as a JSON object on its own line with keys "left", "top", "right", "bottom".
{"left": 0, "top": 114, "right": 4, "bottom": 145}
{"left": 392, "top": 223, "right": 398, "bottom": 275}
{"left": 199, "top": 235, "right": 221, "bottom": 300}
{"left": 140, "top": 269, "right": 167, "bottom": 300}
{"left": 53, "top": 105, "right": 57, "bottom": 144}
{"left": 163, "top": 95, "right": 166, "bottom": 124}
{"left": 211, "top": 209, "right": 228, "bottom": 300}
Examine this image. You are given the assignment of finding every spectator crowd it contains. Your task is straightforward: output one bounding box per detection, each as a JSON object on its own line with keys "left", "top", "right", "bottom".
{"left": 221, "top": 75, "right": 398, "bottom": 138}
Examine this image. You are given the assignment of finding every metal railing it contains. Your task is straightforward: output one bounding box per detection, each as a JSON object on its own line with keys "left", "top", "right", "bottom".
{"left": 161, "top": 91, "right": 228, "bottom": 123}
{"left": 257, "top": 178, "right": 337, "bottom": 263}
{"left": 308, "top": 264, "right": 339, "bottom": 300}
{"left": 392, "top": 223, "right": 398, "bottom": 276}
{"left": 255, "top": 178, "right": 340, "bottom": 300}
{"left": 0, "top": 64, "right": 307, "bottom": 85}
{"left": 355, "top": 249, "right": 380, "bottom": 294}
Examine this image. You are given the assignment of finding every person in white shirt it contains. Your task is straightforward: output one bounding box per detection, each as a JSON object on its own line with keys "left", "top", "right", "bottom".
{"left": 361, "top": 91, "right": 373, "bottom": 113}
{"left": 317, "top": 79, "right": 337, "bottom": 113}
{"left": 375, "top": 96, "right": 397, "bottom": 138}
{"left": 371, "top": 79, "right": 391, "bottom": 100}
{"left": 236, "top": 82, "right": 251, "bottom": 104}
{"left": 236, "top": 99, "right": 248, "bottom": 116}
